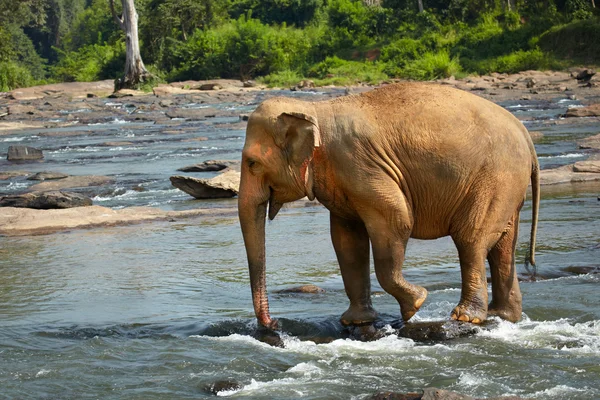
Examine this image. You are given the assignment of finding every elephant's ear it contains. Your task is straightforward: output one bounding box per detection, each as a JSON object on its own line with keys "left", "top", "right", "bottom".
{"left": 277, "top": 112, "right": 321, "bottom": 201}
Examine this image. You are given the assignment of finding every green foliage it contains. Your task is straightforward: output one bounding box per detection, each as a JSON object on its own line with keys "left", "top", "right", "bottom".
{"left": 51, "top": 42, "right": 125, "bottom": 82}
{"left": 400, "top": 50, "right": 462, "bottom": 80}
{"left": 0, "top": 61, "right": 34, "bottom": 91}
{"left": 2, "top": 0, "right": 600, "bottom": 89}
{"left": 466, "top": 48, "right": 562, "bottom": 74}
{"left": 167, "top": 16, "right": 319, "bottom": 80}
{"left": 259, "top": 69, "right": 303, "bottom": 87}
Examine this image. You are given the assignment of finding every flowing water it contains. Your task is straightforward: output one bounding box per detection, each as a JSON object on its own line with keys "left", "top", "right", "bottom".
{"left": 1, "top": 90, "right": 599, "bottom": 399}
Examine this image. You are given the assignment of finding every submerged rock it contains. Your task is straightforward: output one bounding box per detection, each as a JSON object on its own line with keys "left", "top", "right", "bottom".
{"left": 28, "top": 175, "right": 114, "bottom": 192}
{"left": 275, "top": 284, "right": 325, "bottom": 294}
{"left": 0, "top": 191, "right": 92, "bottom": 209}
{"left": 203, "top": 379, "right": 242, "bottom": 395}
{"left": 7, "top": 145, "right": 44, "bottom": 161}
{"left": 397, "top": 320, "right": 481, "bottom": 342}
{"left": 170, "top": 170, "right": 240, "bottom": 199}
{"left": 368, "top": 388, "right": 523, "bottom": 400}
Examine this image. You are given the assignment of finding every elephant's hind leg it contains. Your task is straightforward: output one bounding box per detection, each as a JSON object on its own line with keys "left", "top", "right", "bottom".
{"left": 330, "top": 213, "right": 378, "bottom": 326}
{"left": 451, "top": 240, "right": 489, "bottom": 324}
{"left": 487, "top": 210, "right": 523, "bottom": 322}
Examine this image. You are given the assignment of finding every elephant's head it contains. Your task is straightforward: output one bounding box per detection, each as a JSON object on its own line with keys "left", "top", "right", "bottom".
{"left": 238, "top": 98, "right": 321, "bottom": 328}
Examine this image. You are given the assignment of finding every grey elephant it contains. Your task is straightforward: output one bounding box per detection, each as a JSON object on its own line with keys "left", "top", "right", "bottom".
{"left": 238, "top": 82, "right": 540, "bottom": 329}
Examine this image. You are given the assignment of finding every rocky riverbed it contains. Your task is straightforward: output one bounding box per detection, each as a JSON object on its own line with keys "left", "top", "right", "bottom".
{"left": 1, "top": 72, "right": 600, "bottom": 399}
{"left": 1, "top": 71, "right": 600, "bottom": 235}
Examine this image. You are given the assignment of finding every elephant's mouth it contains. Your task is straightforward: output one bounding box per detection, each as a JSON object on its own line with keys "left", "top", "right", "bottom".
{"left": 268, "top": 187, "right": 283, "bottom": 220}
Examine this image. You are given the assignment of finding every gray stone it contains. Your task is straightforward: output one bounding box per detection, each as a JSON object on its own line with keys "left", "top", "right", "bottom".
{"left": 170, "top": 170, "right": 240, "bottom": 199}
{"left": 7, "top": 146, "right": 44, "bottom": 161}
{"left": 0, "top": 191, "right": 92, "bottom": 209}
{"left": 27, "top": 171, "right": 69, "bottom": 181}
{"left": 177, "top": 160, "right": 240, "bottom": 172}
{"left": 0, "top": 171, "right": 30, "bottom": 180}
{"left": 397, "top": 320, "right": 480, "bottom": 342}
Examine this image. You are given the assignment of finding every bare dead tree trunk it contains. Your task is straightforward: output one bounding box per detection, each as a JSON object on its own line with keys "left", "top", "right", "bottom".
{"left": 592, "top": 0, "right": 596, "bottom": 8}
{"left": 417, "top": 0, "right": 424, "bottom": 13}
{"left": 109, "top": 0, "right": 152, "bottom": 90}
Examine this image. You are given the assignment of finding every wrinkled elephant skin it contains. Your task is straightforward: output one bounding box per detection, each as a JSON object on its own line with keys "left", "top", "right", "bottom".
{"left": 238, "top": 82, "right": 540, "bottom": 329}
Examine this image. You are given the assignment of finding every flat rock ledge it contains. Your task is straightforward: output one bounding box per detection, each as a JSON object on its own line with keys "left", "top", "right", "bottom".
{"left": 368, "top": 387, "right": 522, "bottom": 400}
{"left": 0, "top": 205, "right": 236, "bottom": 236}
{"left": 170, "top": 170, "right": 240, "bottom": 199}
{"left": 0, "top": 191, "right": 92, "bottom": 209}
{"left": 540, "top": 160, "right": 600, "bottom": 185}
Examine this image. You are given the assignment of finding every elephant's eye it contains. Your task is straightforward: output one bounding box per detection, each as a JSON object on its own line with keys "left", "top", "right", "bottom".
{"left": 248, "top": 159, "right": 256, "bottom": 168}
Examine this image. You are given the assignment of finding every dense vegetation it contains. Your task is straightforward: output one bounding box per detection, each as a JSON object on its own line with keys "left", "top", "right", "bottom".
{"left": 1, "top": 0, "right": 599, "bottom": 91}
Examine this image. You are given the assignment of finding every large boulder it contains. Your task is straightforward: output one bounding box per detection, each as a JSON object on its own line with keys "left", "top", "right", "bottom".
{"left": 177, "top": 160, "right": 240, "bottom": 172}
{"left": 0, "top": 191, "right": 92, "bottom": 209}
{"left": 565, "top": 104, "right": 600, "bottom": 118}
{"left": 540, "top": 161, "right": 600, "bottom": 185}
{"left": 170, "top": 170, "right": 240, "bottom": 199}
{"left": 7, "top": 146, "right": 44, "bottom": 161}
{"left": 578, "top": 133, "right": 600, "bottom": 150}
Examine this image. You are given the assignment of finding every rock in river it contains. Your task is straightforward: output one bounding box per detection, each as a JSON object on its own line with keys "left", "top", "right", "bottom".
{"left": 170, "top": 170, "right": 240, "bottom": 199}
{"left": 275, "top": 285, "right": 325, "bottom": 294}
{"left": 28, "top": 175, "right": 114, "bottom": 192}
{"left": 0, "top": 191, "right": 92, "bottom": 209}
{"left": 368, "top": 387, "right": 523, "bottom": 400}
{"left": 177, "top": 160, "right": 240, "bottom": 172}
{"left": 27, "top": 171, "right": 69, "bottom": 181}
{"left": 565, "top": 103, "right": 600, "bottom": 118}
{"left": 7, "top": 146, "right": 44, "bottom": 161}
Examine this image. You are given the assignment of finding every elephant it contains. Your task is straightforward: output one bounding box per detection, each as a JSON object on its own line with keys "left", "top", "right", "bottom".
{"left": 238, "top": 82, "right": 540, "bottom": 330}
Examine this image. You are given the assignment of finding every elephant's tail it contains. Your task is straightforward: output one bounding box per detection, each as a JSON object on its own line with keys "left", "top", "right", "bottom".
{"left": 525, "top": 155, "right": 540, "bottom": 278}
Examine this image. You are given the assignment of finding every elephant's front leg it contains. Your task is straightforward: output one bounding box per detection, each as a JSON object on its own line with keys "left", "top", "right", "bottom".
{"left": 363, "top": 211, "right": 428, "bottom": 321}
{"left": 330, "top": 213, "right": 378, "bottom": 326}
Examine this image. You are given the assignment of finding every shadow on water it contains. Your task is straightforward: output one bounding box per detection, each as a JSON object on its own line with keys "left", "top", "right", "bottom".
{"left": 35, "top": 316, "right": 488, "bottom": 348}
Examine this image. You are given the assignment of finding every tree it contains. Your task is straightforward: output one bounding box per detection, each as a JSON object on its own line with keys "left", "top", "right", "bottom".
{"left": 418, "top": 0, "right": 424, "bottom": 12}
{"left": 109, "top": 0, "right": 152, "bottom": 89}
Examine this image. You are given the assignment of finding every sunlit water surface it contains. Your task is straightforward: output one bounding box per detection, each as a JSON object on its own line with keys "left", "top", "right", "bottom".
{"left": 1, "top": 91, "right": 599, "bottom": 399}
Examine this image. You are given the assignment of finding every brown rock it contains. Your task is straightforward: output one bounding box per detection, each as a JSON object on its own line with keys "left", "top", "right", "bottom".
{"left": 0, "top": 171, "right": 30, "bottom": 180}
{"left": 7, "top": 146, "right": 44, "bottom": 161}
{"left": 28, "top": 175, "right": 114, "bottom": 192}
{"left": 165, "top": 108, "right": 218, "bottom": 120}
{"left": 275, "top": 285, "right": 325, "bottom": 294}
{"left": 578, "top": 133, "right": 600, "bottom": 150}
{"left": 565, "top": 104, "right": 600, "bottom": 118}
{"left": 573, "top": 160, "right": 600, "bottom": 174}
{"left": 98, "top": 141, "right": 135, "bottom": 147}
{"left": 170, "top": 170, "right": 240, "bottom": 199}
{"left": 0, "top": 191, "right": 92, "bottom": 209}
{"left": 540, "top": 162, "right": 600, "bottom": 185}
{"left": 195, "top": 83, "right": 223, "bottom": 91}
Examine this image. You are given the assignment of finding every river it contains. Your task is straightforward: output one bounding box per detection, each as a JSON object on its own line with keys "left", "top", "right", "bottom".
{"left": 0, "top": 88, "right": 599, "bottom": 399}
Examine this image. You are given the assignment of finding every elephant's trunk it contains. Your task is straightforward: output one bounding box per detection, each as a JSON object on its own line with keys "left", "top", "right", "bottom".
{"left": 238, "top": 168, "right": 275, "bottom": 329}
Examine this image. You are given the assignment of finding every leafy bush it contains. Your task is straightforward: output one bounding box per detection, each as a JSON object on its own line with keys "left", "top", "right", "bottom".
{"left": 259, "top": 69, "right": 303, "bottom": 87}
{"left": 466, "top": 48, "right": 561, "bottom": 74}
{"left": 400, "top": 50, "right": 462, "bottom": 80}
{"left": 51, "top": 42, "right": 125, "bottom": 82}
{"left": 0, "top": 61, "right": 34, "bottom": 91}
{"left": 538, "top": 18, "right": 600, "bottom": 63}
{"left": 167, "top": 16, "right": 320, "bottom": 81}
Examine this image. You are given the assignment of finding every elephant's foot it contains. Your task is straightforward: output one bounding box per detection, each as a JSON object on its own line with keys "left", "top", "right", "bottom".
{"left": 340, "top": 306, "right": 378, "bottom": 326}
{"left": 400, "top": 286, "right": 428, "bottom": 321}
{"left": 488, "top": 301, "right": 522, "bottom": 323}
{"left": 450, "top": 302, "right": 487, "bottom": 324}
